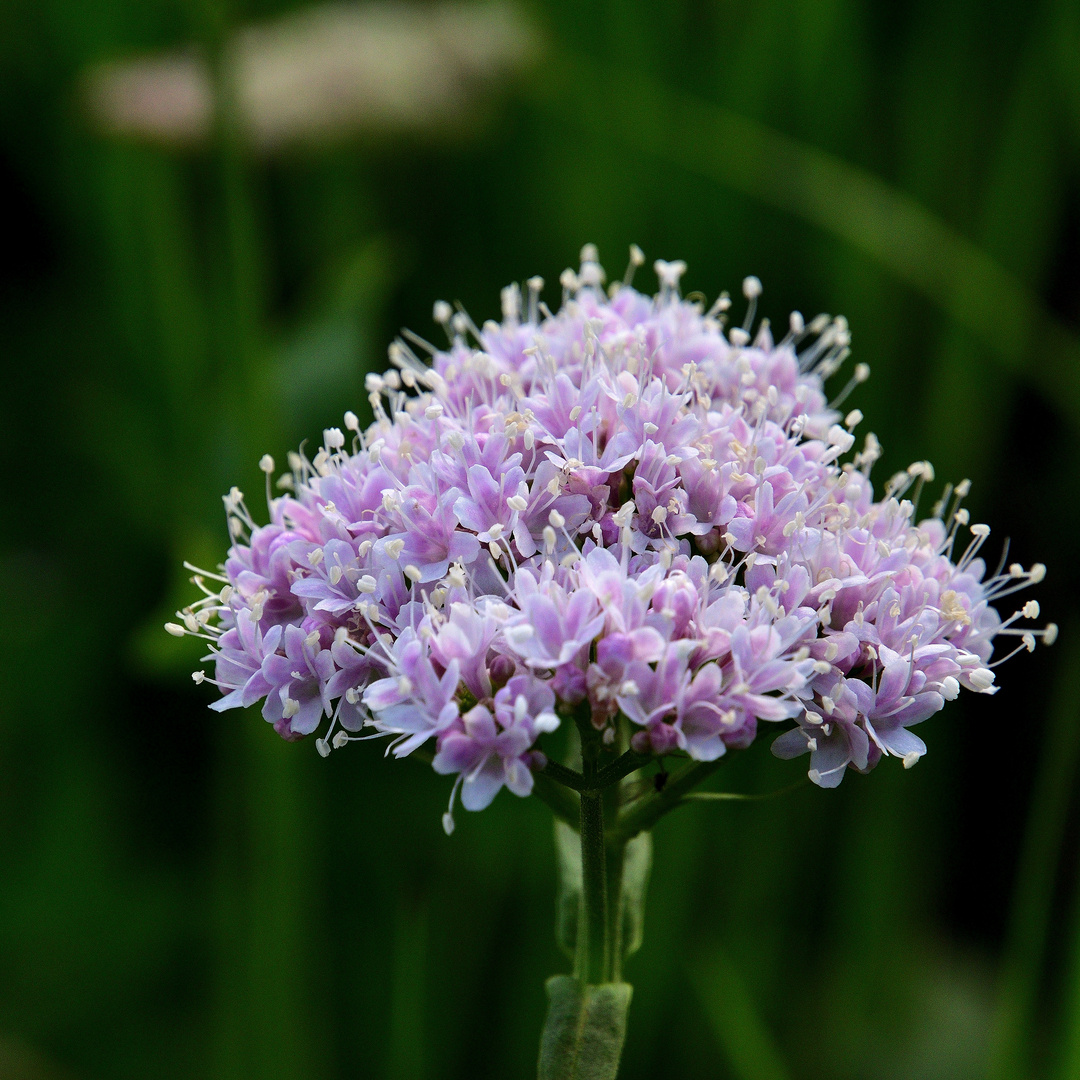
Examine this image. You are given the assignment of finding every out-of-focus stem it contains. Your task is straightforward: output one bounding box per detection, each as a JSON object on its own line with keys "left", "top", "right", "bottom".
{"left": 532, "top": 771, "right": 581, "bottom": 829}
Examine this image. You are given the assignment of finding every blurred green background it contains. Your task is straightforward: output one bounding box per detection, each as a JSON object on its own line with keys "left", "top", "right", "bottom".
{"left": 2, "top": 1, "right": 1080, "bottom": 1077}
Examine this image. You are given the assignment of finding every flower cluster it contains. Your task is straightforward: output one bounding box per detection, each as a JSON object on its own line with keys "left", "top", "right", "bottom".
{"left": 172, "top": 245, "right": 1054, "bottom": 829}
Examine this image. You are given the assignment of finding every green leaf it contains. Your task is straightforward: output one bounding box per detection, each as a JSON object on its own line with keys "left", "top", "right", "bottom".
{"left": 620, "top": 831, "right": 651, "bottom": 960}
{"left": 537, "top": 976, "right": 632, "bottom": 1080}
{"left": 554, "top": 821, "right": 582, "bottom": 961}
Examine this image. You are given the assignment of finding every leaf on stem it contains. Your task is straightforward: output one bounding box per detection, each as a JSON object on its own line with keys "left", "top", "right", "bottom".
{"left": 620, "top": 831, "right": 652, "bottom": 961}
{"left": 538, "top": 976, "right": 632, "bottom": 1080}
{"left": 555, "top": 821, "right": 582, "bottom": 961}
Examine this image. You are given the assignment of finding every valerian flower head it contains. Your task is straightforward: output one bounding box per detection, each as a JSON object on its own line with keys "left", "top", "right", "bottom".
{"left": 173, "top": 245, "right": 1055, "bottom": 829}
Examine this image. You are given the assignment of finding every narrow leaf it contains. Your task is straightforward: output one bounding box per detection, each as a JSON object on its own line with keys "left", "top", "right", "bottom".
{"left": 620, "top": 831, "right": 651, "bottom": 960}
{"left": 555, "top": 821, "right": 582, "bottom": 961}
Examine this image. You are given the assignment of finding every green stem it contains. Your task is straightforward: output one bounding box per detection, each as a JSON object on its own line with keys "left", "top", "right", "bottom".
{"left": 594, "top": 750, "right": 651, "bottom": 790}
{"left": 609, "top": 757, "right": 726, "bottom": 843}
{"left": 542, "top": 759, "right": 589, "bottom": 791}
{"left": 541, "top": 750, "right": 650, "bottom": 793}
{"left": 578, "top": 789, "right": 609, "bottom": 984}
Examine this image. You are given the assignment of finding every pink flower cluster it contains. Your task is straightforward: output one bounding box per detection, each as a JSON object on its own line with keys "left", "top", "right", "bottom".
{"left": 174, "top": 246, "right": 1054, "bottom": 826}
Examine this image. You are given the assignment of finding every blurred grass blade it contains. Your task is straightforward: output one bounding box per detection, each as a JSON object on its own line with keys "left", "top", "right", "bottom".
{"left": 988, "top": 628, "right": 1080, "bottom": 1080}
{"left": 544, "top": 58, "right": 1080, "bottom": 428}
{"left": 388, "top": 901, "right": 429, "bottom": 1080}
{"left": 693, "top": 945, "right": 792, "bottom": 1080}
{"left": 1057, "top": 812, "right": 1080, "bottom": 1079}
